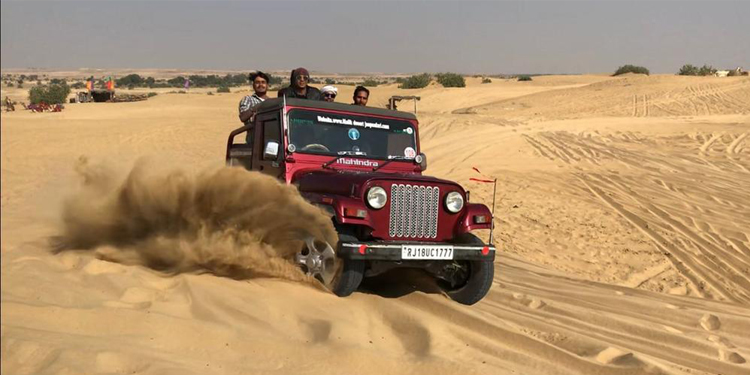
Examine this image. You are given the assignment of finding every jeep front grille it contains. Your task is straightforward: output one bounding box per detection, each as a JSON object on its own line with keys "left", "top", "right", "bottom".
{"left": 389, "top": 184, "right": 439, "bottom": 239}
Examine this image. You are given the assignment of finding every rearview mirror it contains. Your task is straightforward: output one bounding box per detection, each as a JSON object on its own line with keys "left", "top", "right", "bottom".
{"left": 263, "top": 141, "right": 279, "bottom": 160}
{"left": 416, "top": 153, "right": 427, "bottom": 171}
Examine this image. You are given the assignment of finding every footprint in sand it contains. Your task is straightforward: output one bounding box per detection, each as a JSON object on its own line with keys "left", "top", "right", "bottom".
{"left": 719, "top": 349, "right": 746, "bottom": 364}
{"left": 595, "top": 347, "right": 643, "bottom": 367}
{"left": 528, "top": 299, "right": 546, "bottom": 309}
{"left": 82, "top": 258, "right": 126, "bottom": 275}
{"left": 95, "top": 351, "right": 148, "bottom": 374}
{"left": 708, "top": 335, "right": 745, "bottom": 363}
{"left": 699, "top": 314, "right": 721, "bottom": 331}
{"left": 104, "top": 287, "right": 155, "bottom": 309}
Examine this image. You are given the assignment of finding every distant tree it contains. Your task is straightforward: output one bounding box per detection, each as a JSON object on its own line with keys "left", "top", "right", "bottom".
{"left": 613, "top": 64, "right": 650, "bottom": 76}
{"left": 482, "top": 77, "right": 492, "bottom": 84}
{"left": 325, "top": 78, "right": 336, "bottom": 85}
{"left": 698, "top": 64, "right": 717, "bottom": 76}
{"left": 517, "top": 75, "right": 533, "bottom": 81}
{"left": 436, "top": 72, "right": 466, "bottom": 87}
{"left": 29, "top": 83, "right": 71, "bottom": 104}
{"left": 362, "top": 78, "right": 380, "bottom": 87}
{"left": 50, "top": 78, "right": 67, "bottom": 85}
{"left": 399, "top": 73, "right": 431, "bottom": 89}
{"left": 116, "top": 74, "right": 145, "bottom": 87}
{"left": 71, "top": 81, "right": 85, "bottom": 89}
{"left": 678, "top": 64, "right": 699, "bottom": 76}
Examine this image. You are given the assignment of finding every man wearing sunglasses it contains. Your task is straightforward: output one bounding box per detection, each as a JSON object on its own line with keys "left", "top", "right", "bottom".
{"left": 320, "top": 85, "right": 338, "bottom": 102}
{"left": 277, "top": 67, "right": 322, "bottom": 100}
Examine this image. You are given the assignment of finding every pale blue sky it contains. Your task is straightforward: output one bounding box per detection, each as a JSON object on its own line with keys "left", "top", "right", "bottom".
{"left": 2, "top": 1, "right": 748, "bottom": 74}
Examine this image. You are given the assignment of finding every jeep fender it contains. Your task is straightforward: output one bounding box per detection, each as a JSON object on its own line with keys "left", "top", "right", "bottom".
{"left": 456, "top": 203, "right": 493, "bottom": 234}
{"left": 303, "top": 192, "right": 376, "bottom": 229}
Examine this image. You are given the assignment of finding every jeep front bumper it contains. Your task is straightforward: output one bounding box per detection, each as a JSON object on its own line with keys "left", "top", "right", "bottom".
{"left": 338, "top": 242, "right": 496, "bottom": 261}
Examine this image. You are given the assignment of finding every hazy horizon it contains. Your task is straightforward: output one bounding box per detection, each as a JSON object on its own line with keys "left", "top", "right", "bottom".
{"left": 2, "top": 1, "right": 749, "bottom": 75}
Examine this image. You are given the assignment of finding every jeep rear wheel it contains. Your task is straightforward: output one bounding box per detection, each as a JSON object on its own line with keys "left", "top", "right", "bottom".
{"left": 295, "top": 237, "right": 364, "bottom": 296}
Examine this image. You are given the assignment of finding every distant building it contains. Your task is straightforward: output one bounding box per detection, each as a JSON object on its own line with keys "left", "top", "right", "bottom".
{"left": 715, "top": 70, "right": 729, "bottom": 77}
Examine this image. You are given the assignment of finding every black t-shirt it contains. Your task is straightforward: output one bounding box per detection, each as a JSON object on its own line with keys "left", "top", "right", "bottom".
{"left": 277, "top": 86, "right": 322, "bottom": 101}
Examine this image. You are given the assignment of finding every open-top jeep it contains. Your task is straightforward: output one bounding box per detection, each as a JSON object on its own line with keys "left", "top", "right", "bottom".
{"left": 226, "top": 98, "right": 496, "bottom": 305}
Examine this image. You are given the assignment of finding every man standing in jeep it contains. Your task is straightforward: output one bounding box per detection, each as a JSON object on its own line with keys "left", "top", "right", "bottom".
{"left": 239, "top": 71, "right": 270, "bottom": 125}
{"left": 277, "top": 67, "right": 322, "bottom": 101}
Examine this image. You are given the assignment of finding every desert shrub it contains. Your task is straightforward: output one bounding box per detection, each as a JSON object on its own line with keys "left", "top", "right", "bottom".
{"left": 678, "top": 64, "right": 699, "bottom": 76}
{"left": 147, "top": 92, "right": 158, "bottom": 97}
{"left": 517, "top": 75, "right": 533, "bottom": 81}
{"left": 613, "top": 65, "right": 650, "bottom": 76}
{"left": 127, "top": 84, "right": 135, "bottom": 90}
{"left": 325, "top": 78, "right": 336, "bottom": 85}
{"left": 217, "top": 86, "right": 230, "bottom": 93}
{"left": 362, "top": 78, "right": 380, "bottom": 87}
{"left": 436, "top": 72, "right": 466, "bottom": 88}
{"left": 16, "top": 83, "right": 23, "bottom": 88}
{"left": 482, "top": 77, "right": 492, "bottom": 84}
{"left": 207, "top": 91, "right": 214, "bottom": 96}
{"left": 727, "top": 69, "right": 741, "bottom": 77}
{"left": 116, "top": 74, "right": 144, "bottom": 87}
{"left": 29, "top": 83, "right": 71, "bottom": 104}
{"left": 399, "top": 73, "right": 431, "bottom": 89}
{"left": 698, "top": 64, "right": 717, "bottom": 76}
{"left": 71, "top": 81, "right": 85, "bottom": 89}
{"left": 678, "top": 64, "right": 717, "bottom": 76}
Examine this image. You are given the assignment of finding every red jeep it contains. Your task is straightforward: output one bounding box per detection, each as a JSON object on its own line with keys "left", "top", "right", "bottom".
{"left": 226, "top": 98, "right": 496, "bottom": 305}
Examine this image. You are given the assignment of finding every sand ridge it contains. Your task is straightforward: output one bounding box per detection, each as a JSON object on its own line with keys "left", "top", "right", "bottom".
{"left": 2, "top": 74, "right": 750, "bottom": 374}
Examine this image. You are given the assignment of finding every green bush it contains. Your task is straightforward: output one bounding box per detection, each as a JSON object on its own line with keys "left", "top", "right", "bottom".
{"left": 481, "top": 77, "right": 492, "bottom": 84}
{"left": 698, "top": 64, "right": 717, "bottom": 76}
{"left": 436, "top": 73, "right": 466, "bottom": 88}
{"left": 678, "top": 64, "right": 717, "bottom": 76}
{"left": 29, "top": 83, "right": 71, "bottom": 104}
{"left": 678, "top": 64, "right": 699, "bottom": 76}
{"left": 362, "top": 78, "right": 380, "bottom": 87}
{"left": 147, "top": 92, "right": 158, "bottom": 97}
{"left": 217, "top": 86, "right": 230, "bottom": 93}
{"left": 325, "top": 78, "right": 336, "bottom": 85}
{"left": 613, "top": 65, "right": 650, "bottom": 76}
{"left": 207, "top": 92, "right": 214, "bottom": 96}
{"left": 517, "top": 75, "right": 533, "bottom": 81}
{"left": 399, "top": 73, "right": 431, "bottom": 89}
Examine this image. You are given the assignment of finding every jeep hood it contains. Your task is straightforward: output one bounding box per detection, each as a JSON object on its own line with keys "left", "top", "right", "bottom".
{"left": 293, "top": 169, "right": 463, "bottom": 197}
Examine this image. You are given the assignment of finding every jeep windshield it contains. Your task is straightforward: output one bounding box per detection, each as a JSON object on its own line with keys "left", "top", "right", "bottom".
{"left": 288, "top": 109, "right": 417, "bottom": 160}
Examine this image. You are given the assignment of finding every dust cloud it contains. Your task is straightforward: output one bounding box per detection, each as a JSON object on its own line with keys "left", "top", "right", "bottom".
{"left": 55, "top": 157, "right": 338, "bottom": 283}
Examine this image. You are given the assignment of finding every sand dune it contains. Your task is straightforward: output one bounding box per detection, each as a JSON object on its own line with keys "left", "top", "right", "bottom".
{"left": 2, "top": 74, "right": 749, "bottom": 374}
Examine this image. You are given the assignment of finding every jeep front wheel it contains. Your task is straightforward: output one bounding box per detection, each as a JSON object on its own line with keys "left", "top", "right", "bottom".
{"left": 440, "top": 260, "right": 494, "bottom": 305}
{"left": 439, "top": 233, "right": 495, "bottom": 305}
{"left": 295, "top": 237, "right": 364, "bottom": 296}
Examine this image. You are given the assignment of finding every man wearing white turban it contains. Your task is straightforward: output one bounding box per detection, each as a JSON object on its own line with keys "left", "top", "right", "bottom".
{"left": 320, "top": 85, "right": 338, "bottom": 102}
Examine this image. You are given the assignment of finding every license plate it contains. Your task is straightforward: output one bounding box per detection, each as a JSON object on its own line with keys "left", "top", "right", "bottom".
{"left": 401, "top": 245, "right": 454, "bottom": 260}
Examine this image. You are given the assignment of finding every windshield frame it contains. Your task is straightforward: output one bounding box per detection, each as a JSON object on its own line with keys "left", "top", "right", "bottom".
{"left": 285, "top": 108, "right": 419, "bottom": 161}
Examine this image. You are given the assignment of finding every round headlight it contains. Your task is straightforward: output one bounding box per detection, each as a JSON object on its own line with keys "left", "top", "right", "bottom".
{"left": 445, "top": 191, "right": 464, "bottom": 213}
{"left": 366, "top": 186, "right": 387, "bottom": 209}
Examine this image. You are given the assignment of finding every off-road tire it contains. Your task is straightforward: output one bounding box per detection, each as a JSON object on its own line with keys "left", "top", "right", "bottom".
{"left": 443, "top": 233, "right": 495, "bottom": 305}
{"left": 332, "top": 232, "right": 365, "bottom": 297}
{"left": 444, "top": 260, "right": 494, "bottom": 305}
{"left": 332, "top": 259, "right": 365, "bottom": 297}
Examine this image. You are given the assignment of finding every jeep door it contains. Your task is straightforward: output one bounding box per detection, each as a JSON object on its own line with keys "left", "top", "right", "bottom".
{"left": 255, "top": 111, "right": 285, "bottom": 179}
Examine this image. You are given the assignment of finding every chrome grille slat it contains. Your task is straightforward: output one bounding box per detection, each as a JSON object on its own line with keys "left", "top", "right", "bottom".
{"left": 389, "top": 184, "right": 439, "bottom": 239}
